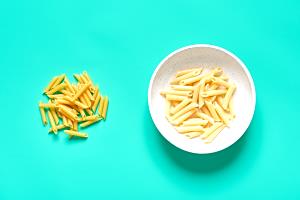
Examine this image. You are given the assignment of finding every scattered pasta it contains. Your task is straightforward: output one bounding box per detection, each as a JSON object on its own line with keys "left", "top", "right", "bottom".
{"left": 161, "top": 67, "right": 236, "bottom": 143}
{"left": 38, "top": 71, "right": 109, "bottom": 139}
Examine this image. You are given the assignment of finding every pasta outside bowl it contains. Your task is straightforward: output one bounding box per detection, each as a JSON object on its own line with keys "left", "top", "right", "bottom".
{"left": 148, "top": 44, "right": 256, "bottom": 154}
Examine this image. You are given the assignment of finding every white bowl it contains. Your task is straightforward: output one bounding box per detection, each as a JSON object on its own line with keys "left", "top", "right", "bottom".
{"left": 148, "top": 44, "right": 256, "bottom": 154}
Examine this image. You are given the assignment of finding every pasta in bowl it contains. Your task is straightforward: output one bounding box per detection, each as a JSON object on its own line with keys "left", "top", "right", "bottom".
{"left": 148, "top": 44, "right": 256, "bottom": 154}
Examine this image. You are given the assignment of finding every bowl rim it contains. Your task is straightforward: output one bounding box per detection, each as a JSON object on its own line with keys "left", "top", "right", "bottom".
{"left": 148, "top": 44, "right": 256, "bottom": 154}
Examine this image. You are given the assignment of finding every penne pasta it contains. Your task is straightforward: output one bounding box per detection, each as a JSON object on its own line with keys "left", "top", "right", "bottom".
{"left": 170, "top": 98, "right": 191, "bottom": 114}
{"left": 47, "top": 83, "right": 67, "bottom": 95}
{"left": 182, "top": 118, "right": 208, "bottom": 126}
{"left": 72, "top": 83, "right": 91, "bottom": 102}
{"left": 39, "top": 104, "right": 47, "bottom": 125}
{"left": 180, "top": 74, "right": 203, "bottom": 85}
{"left": 201, "top": 89, "right": 227, "bottom": 97}
{"left": 44, "top": 76, "right": 58, "bottom": 93}
{"left": 170, "top": 102, "right": 198, "bottom": 121}
{"left": 175, "top": 68, "right": 201, "bottom": 77}
{"left": 172, "top": 109, "right": 196, "bottom": 125}
{"left": 47, "top": 110, "right": 57, "bottom": 134}
{"left": 80, "top": 117, "right": 102, "bottom": 128}
{"left": 184, "top": 131, "right": 203, "bottom": 139}
{"left": 170, "top": 85, "right": 194, "bottom": 91}
{"left": 176, "top": 125, "right": 204, "bottom": 133}
{"left": 222, "top": 84, "right": 236, "bottom": 110}
{"left": 204, "top": 124, "right": 226, "bottom": 143}
{"left": 201, "top": 122, "right": 223, "bottom": 139}
{"left": 214, "top": 102, "right": 230, "bottom": 125}
{"left": 196, "top": 112, "right": 215, "bottom": 124}
{"left": 64, "top": 130, "right": 88, "bottom": 138}
{"left": 49, "top": 124, "right": 66, "bottom": 133}
{"left": 192, "top": 85, "right": 200, "bottom": 103}
{"left": 161, "top": 90, "right": 193, "bottom": 96}
{"left": 51, "top": 74, "right": 65, "bottom": 89}
{"left": 170, "top": 69, "right": 202, "bottom": 84}
{"left": 102, "top": 96, "right": 109, "bottom": 119}
{"left": 166, "top": 94, "right": 187, "bottom": 101}
{"left": 205, "top": 101, "right": 221, "bottom": 121}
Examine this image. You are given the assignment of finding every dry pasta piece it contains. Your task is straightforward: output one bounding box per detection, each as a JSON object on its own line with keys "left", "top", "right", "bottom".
{"left": 50, "top": 108, "right": 59, "bottom": 125}
{"left": 196, "top": 112, "right": 215, "bottom": 125}
{"left": 176, "top": 125, "right": 204, "bottom": 133}
{"left": 51, "top": 74, "right": 65, "bottom": 89}
{"left": 49, "top": 124, "right": 66, "bottom": 133}
{"left": 47, "top": 83, "right": 67, "bottom": 95}
{"left": 180, "top": 74, "right": 203, "bottom": 85}
{"left": 229, "top": 98, "right": 235, "bottom": 118}
{"left": 192, "top": 85, "right": 200, "bottom": 103}
{"left": 201, "top": 89, "right": 227, "bottom": 97}
{"left": 170, "top": 98, "right": 191, "bottom": 114}
{"left": 204, "top": 124, "right": 226, "bottom": 143}
{"left": 44, "top": 76, "right": 58, "bottom": 93}
{"left": 184, "top": 131, "right": 203, "bottom": 139}
{"left": 222, "top": 84, "right": 236, "bottom": 110}
{"left": 39, "top": 102, "right": 57, "bottom": 108}
{"left": 170, "top": 85, "right": 194, "bottom": 91}
{"left": 161, "top": 90, "right": 193, "bottom": 96}
{"left": 39, "top": 104, "right": 47, "bottom": 125}
{"left": 175, "top": 68, "right": 200, "bottom": 77}
{"left": 170, "top": 69, "right": 202, "bottom": 84}
{"left": 92, "top": 92, "right": 101, "bottom": 112}
{"left": 170, "top": 103, "right": 198, "bottom": 121}
{"left": 182, "top": 118, "right": 208, "bottom": 126}
{"left": 166, "top": 94, "right": 187, "bottom": 101}
{"left": 201, "top": 122, "right": 223, "bottom": 139}
{"left": 171, "top": 109, "right": 196, "bottom": 125}
{"left": 204, "top": 101, "right": 221, "bottom": 121}
{"left": 80, "top": 117, "right": 102, "bottom": 128}
{"left": 72, "top": 83, "right": 91, "bottom": 101}
{"left": 47, "top": 110, "right": 57, "bottom": 134}
{"left": 214, "top": 102, "right": 230, "bottom": 125}
{"left": 102, "top": 96, "right": 109, "bottom": 119}
{"left": 64, "top": 130, "right": 88, "bottom": 138}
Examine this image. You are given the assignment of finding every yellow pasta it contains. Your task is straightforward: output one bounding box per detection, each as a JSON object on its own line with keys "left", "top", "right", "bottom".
{"left": 80, "top": 117, "right": 102, "bottom": 128}
{"left": 170, "top": 102, "right": 198, "bottom": 121}
{"left": 204, "top": 124, "right": 226, "bottom": 143}
{"left": 204, "top": 100, "right": 221, "bottom": 121}
{"left": 192, "top": 85, "right": 200, "bottom": 103}
{"left": 161, "top": 90, "right": 192, "bottom": 96}
{"left": 214, "top": 102, "right": 230, "bottom": 125}
{"left": 184, "top": 131, "right": 203, "bottom": 139}
{"left": 176, "top": 125, "right": 204, "bottom": 133}
{"left": 182, "top": 118, "right": 208, "bottom": 126}
{"left": 175, "top": 68, "right": 200, "bottom": 77}
{"left": 51, "top": 74, "right": 65, "bottom": 89}
{"left": 47, "top": 110, "right": 57, "bottom": 134}
{"left": 223, "top": 84, "right": 236, "bottom": 110}
{"left": 170, "top": 98, "right": 191, "bottom": 114}
{"left": 170, "top": 85, "right": 194, "bottom": 91}
{"left": 39, "top": 71, "right": 107, "bottom": 139}
{"left": 170, "top": 69, "right": 202, "bottom": 84}
{"left": 64, "top": 130, "right": 88, "bottom": 138}
{"left": 44, "top": 76, "right": 58, "bottom": 93}
{"left": 166, "top": 94, "right": 187, "bottom": 101}
{"left": 47, "top": 83, "right": 67, "bottom": 95}
{"left": 39, "top": 104, "right": 47, "bottom": 125}
{"left": 201, "top": 89, "right": 227, "bottom": 97}
{"left": 172, "top": 109, "right": 196, "bottom": 125}
{"left": 72, "top": 83, "right": 91, "bottom": 102}
{"left": 201, "top": 122, "right": 223, "bottom": 139}
{"left": 161, "top": 67, "right": 236, "bottom": 143}
{"left": 102, "top": 96, "right": 109, "bottom": 119}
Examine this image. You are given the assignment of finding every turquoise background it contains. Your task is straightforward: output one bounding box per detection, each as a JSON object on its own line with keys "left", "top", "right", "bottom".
{"left": 0, "top": 0, "right": 299, "bottom": 199}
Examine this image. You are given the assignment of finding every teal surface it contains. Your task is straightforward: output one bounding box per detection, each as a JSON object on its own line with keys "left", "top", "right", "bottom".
{"left": 0, "top": 0, "right": 299, "bottom": 199}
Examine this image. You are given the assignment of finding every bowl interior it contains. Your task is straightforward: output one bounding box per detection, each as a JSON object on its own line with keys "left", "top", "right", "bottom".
{"left": 148, "top": 45, "right": 255, "bottom": 154}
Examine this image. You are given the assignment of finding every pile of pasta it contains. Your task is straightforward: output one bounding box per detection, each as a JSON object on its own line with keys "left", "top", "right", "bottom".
{"left": 161, "top": 67, "right": 236, "bottom": 144}
{"left": 39, "top": 71, "right": 109, "bottom": 139}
